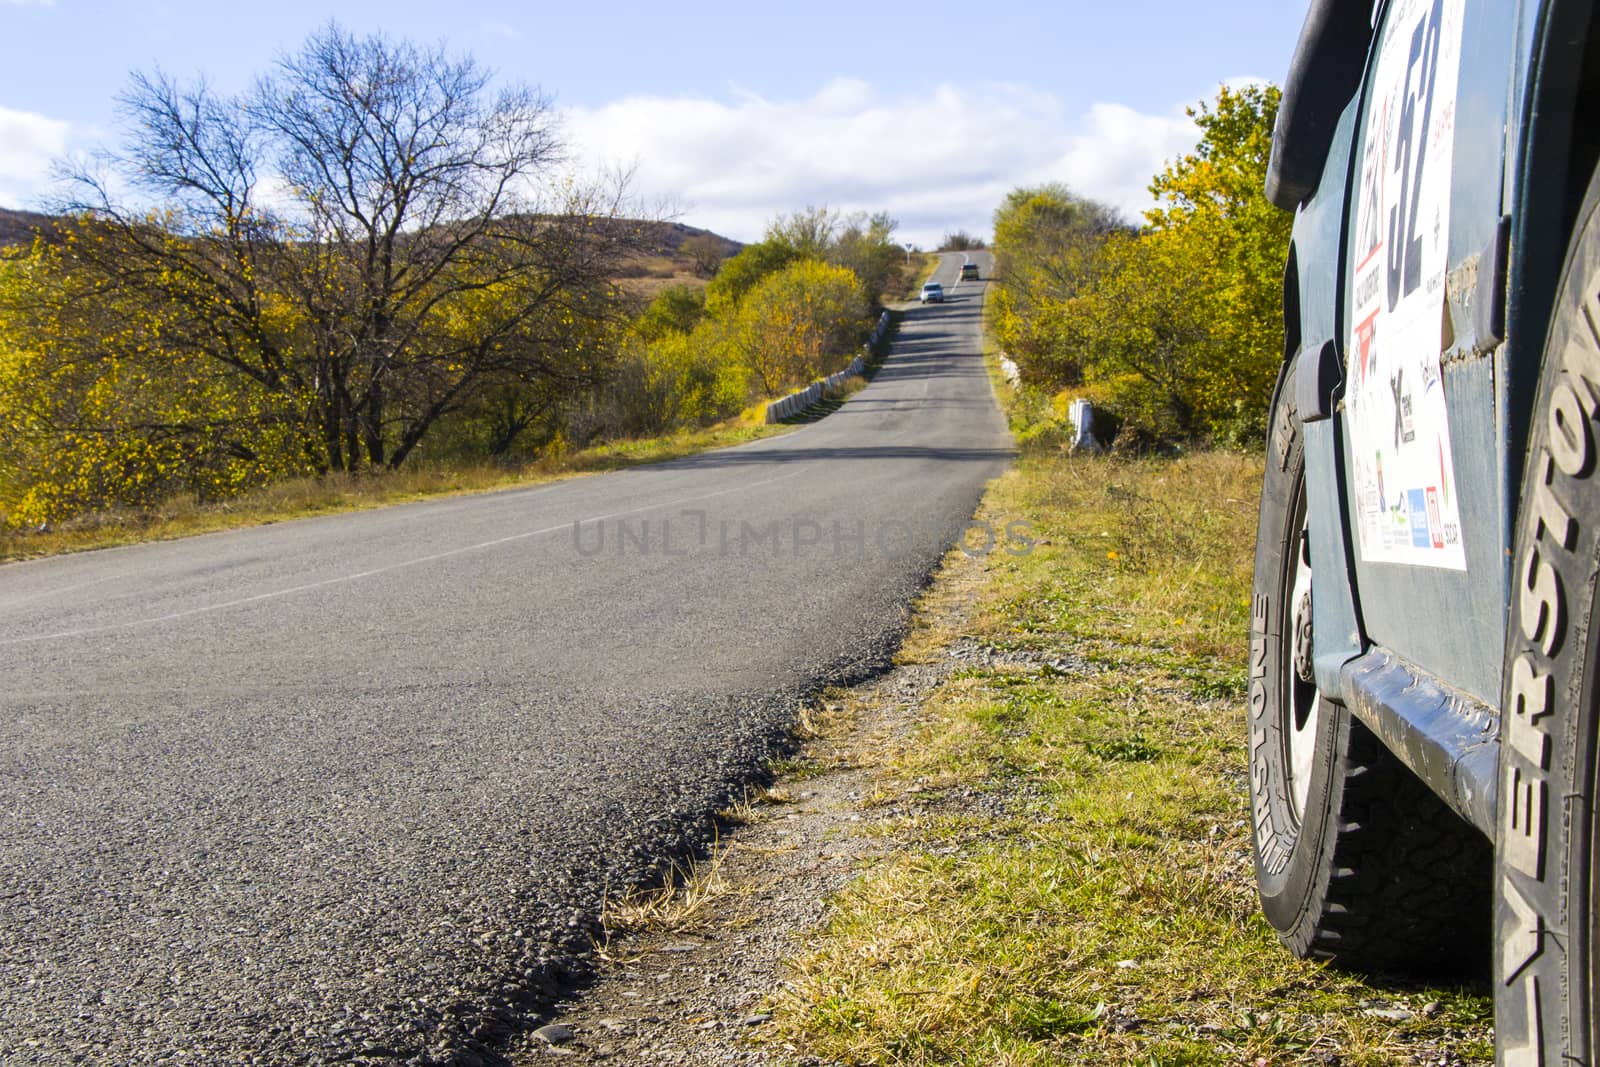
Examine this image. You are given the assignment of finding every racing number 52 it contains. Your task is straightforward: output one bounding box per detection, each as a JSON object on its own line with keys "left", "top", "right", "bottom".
{"left": 1387, "top": 0, "right": 1444, "bottom": 311}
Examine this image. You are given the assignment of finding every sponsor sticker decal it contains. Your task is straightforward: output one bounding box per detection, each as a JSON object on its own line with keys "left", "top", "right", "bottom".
{"left": 1408, "top": 488, "right": 1432, "bottom": 548}
{"left": 1346, "top": 0, "right": 1468, "bottom": 569}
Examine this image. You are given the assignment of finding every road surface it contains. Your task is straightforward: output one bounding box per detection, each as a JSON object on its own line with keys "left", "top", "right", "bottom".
{"left": 0, "top": 252, "right": 1008, "bottom": 1065}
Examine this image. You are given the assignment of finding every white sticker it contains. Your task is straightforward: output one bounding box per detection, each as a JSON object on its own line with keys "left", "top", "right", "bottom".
{"left": 1346, "top": 0, "right": 1468, "bottom": 570}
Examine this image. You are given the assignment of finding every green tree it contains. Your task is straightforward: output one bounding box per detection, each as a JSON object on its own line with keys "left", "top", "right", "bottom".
{"left": 679, "top": 233, "right": 729, "bottom": 278}
{"left": 1056, "top": 229, "right": 1214, "bottom": 438}
{"left": 762, "top": 205, "right": 903, "bottom": 302}
{"left": 988, "top": 84, "right": 1288, "bottom": 443}
{"left": 0, "top": 243, "right": 316, "bottom": 526}
{"left": 765, "top": 206, "right": 842, "bottom": 258}
{"left": 828, "top": 211, "right": 901, "bottom": 304}
{"left": 990, "top": 184, "right": 1125, "bottom": 384}
{"left": 570, "top": 205, "right": 892, "bottom": 447}
{"left": 703, "top": 238, "right": 802, "bottom": 317}
{"left": 1140, "top": 82, "right": 1290, "bottom": 437}
{"left": 635, "top": 284, "right": 707, "bottom": 342}
{"left": 566, "top": 307, "right": 748, "bottom": 443}
{"left": 650, "top": 327, "right": 750, "bottom": 428}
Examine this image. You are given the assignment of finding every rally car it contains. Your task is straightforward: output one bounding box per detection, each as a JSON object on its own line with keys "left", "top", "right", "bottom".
{"left": 1253, "top": 1, "right": 1600, "bottom": 1061}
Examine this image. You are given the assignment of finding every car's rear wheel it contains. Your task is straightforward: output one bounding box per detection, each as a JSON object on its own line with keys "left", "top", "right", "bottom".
{"left": 1250, "top": 360, "right": 1489, "bottom": 973}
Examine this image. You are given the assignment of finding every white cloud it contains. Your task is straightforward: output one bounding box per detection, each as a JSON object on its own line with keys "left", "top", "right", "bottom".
{"left": 1036, "top": 102, "right": 1201, "bottom": 215}
{"left": 0, "top": 106, "right": 70, "bottom": 209}
{"left": 561, "top": 78, "right": 1203, "bottom": 248}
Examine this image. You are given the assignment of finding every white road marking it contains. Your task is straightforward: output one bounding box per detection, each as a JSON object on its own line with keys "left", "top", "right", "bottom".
{"left": 1, "top": 572, "right": 120, "bottom": 609}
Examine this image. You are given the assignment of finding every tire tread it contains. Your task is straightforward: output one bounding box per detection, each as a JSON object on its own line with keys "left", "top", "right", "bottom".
{"left": 1295, "top": 716, "right": 1491, "bottom": 975}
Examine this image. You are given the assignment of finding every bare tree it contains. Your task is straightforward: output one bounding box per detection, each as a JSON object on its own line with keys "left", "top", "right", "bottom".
{"left": 938, "top": 230, "right": 987, "bottom": 252}
{"left": 765, "top": 205, "right": 842, "bottom": 256}
{"left": 830, "top": 211, "right": 900, "bottom": 303}
{"left": 679, "top": 233, "right": 728, "bottom": 278}
{"left": 54, "top": 23, "right": 642, "bottom": 472}
{"left": 763, "top": 205, "right": 902, "bottom": 303}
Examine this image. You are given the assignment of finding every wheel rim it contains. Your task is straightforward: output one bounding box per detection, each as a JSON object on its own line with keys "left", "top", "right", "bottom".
{"left": 1284, "top": 500, "right": 1321, "bottom": 827}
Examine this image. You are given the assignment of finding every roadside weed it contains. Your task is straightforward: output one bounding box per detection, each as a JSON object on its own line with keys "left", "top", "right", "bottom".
{"left": 600, "top": 841, "right": 751, "bottom": 939}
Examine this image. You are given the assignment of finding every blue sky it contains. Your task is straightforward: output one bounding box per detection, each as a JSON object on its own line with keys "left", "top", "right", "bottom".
{"left": 0, "top": 1, "right": 1308, "bottom": 246}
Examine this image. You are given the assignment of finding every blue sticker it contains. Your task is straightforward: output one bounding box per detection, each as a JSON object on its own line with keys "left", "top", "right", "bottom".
{"left": 1408, "top": 489, "right": 1431, "bottom": 548}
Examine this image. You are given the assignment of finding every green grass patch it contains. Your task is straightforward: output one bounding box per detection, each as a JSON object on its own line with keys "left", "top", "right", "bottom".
{"left": 774, "top": 450, "right": 1493, "bottom": 1065}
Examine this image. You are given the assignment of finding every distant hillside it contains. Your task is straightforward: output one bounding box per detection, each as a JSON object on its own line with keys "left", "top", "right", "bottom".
{"left": 612, "top": 221, "right": 743, "bottom": 299}
{"left": 0, "top": 208, "right": 59, "bottom": 249}
{"left": 0, "top": 209, "right": 737, "bottom": 252}
{"left": 0, "top": 208, "right": 737, "bottom": 302}
{"left": 631, "top": 221, "right": 741, "bottom": 258}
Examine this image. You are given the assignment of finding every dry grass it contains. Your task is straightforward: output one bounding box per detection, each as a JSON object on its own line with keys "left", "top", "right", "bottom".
{"left": 716, "top": 783, "right": 798, "bottom": 825}
{"left": 600, "top": 842, "right": 752, "bottom": 938}
{"left": 1001, "top": 451, "right": 1259, "bottom": 660}
{"left": 614, "top": 255, "right": 708, "bottom": 299}
{"left": 795, "top": 691, "right": 861, "bottom": 741}
{"left": 0, "top": 415, "right": 793, "bottom": 563}
{"left": 824, "top": 374, "right": 870, "bottom": 401}
{"left": 773, "top": 449, "right": 1495, "bottom": 1066}
{"left": 890, "top": 253, "right": 942, "bottom": 303}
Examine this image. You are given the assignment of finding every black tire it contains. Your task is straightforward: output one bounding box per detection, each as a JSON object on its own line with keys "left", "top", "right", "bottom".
{"left": 1249, "top": 360, "right": 1490, "bottom": 974}
{"left": 1496, "top": 164, "right": 1600, "bottom": 1066}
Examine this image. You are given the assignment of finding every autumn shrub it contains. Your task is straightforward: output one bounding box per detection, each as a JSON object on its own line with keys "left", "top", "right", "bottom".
{"left": 583, "top": 331, "right": 749, "bottom": 440}
{"left": 719, "top": 260, "right": 870, "bottom": 396}
{"left": 0, "top": 249, "right": 318, "bottom": 528}
{"left": 990, "top": 84, "right": 1289, "bottom": 447}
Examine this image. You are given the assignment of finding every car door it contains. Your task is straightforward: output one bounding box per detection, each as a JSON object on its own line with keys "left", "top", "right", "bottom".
{"left": 1338, "top": 0, "right": 1520, "bottom": 704}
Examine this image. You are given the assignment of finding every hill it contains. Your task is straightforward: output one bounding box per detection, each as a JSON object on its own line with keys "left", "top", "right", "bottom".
{"left": 0, "top": 209, "right": 738, "bottom": 301}
{"left": 630, "top": 220, "right": 741, "bottom": 259}
{"left": 0, "top": 208, "right": 59, "bottom": 249}
{"left": 0, "top": 208, "right": 738, "bottom": 257}
{"left": 608, "top": 221, "right": 742, "bottom": 299}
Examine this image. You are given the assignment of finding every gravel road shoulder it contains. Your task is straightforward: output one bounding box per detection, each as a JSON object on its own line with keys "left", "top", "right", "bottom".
{"left": 509, "top": 549, "right": 993, "bottom": 1067}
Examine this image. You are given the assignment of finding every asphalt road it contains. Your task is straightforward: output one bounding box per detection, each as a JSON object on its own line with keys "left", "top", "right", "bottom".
{"left": 0, "top": 252, "right": 1009, "bottom": 1065}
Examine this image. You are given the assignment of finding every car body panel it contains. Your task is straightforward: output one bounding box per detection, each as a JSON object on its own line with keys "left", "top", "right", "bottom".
{"left": 1263, "top": 6, "right": 1600, "bottom": 1058}
{"left": 1327, "top": 0, "right": 1517, "bottom": 705}
{"left": 1341, "top": 647, "right": 1500, "bottom": 834}
{"left": 1278, "top": 0, "right": 1591, "bottom": 825}
{"left": 1286, "top": 98, "right": 1366, "bottom": 699}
